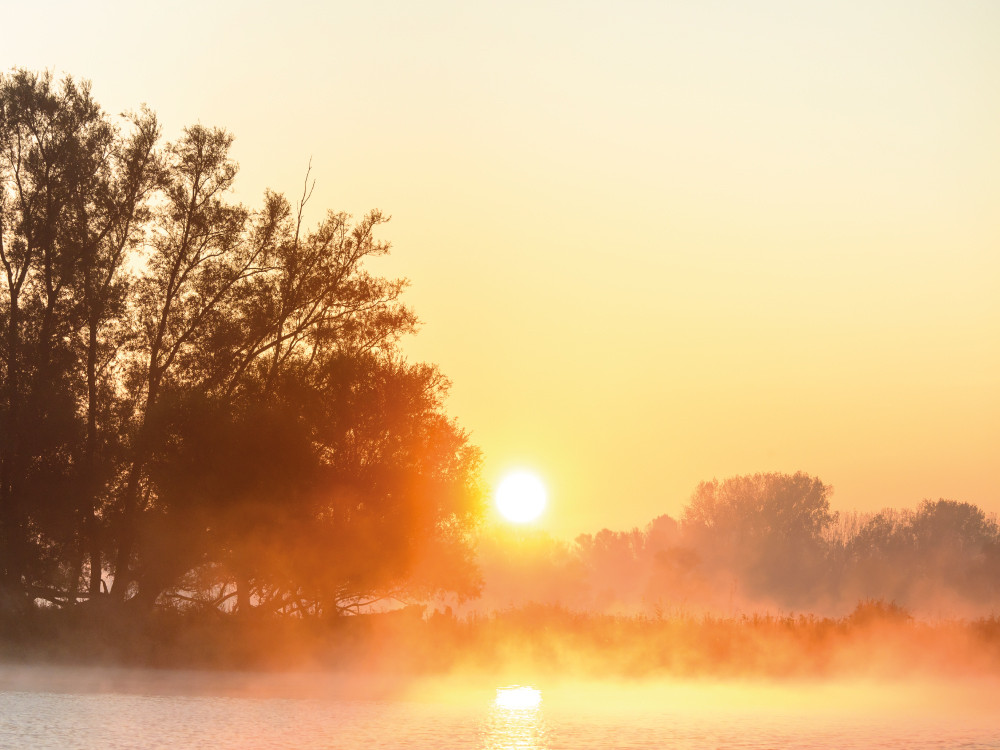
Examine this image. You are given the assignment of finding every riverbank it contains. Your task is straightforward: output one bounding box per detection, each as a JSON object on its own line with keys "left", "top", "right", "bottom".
{"left": 2, "top": 601, "right": 999, "bottom": 680}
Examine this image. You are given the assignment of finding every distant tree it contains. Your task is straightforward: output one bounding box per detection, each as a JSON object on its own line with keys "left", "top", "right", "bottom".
{"left": 909, "top": 499, "right": 998, "bottom": 555}
{"left": 849, "top": 509, "right": 912, "bottom": 562}
{"left": 642, "top": 514, "right": 703, "bottom": 610}
{"left": 833, "top": 508, "right": 914, "bottom": 603}
{"left": 906, "top": 499, "right": 1000, "bottom": 599}
{"left": 645, "top": 514, "right": 680, "bottom": 551}
{"left": 834, "top": 501, "right": 1000, "bottom": 607}
{"left": 575, "top": 526, "right": 670, "bottom": 610}
{"left": 682, "top": 472, "right": 835, "bottom": 602}
{"left": 470, "top": 484, "right": 1000, "bottom": 616}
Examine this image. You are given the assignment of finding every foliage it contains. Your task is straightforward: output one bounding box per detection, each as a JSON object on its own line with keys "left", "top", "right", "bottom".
{"left": 0, "top": 69, "right": 483, "bottom": 617}
{"left": 475, "top": 476, "right": 1000, "bottom": 617}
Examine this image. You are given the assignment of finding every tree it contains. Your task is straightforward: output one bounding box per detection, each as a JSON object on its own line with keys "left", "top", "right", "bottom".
{"left": 142, "top": 354, "right": 484, "bottom": 616}
{"left": 906, "top": 499, "right": 1000, "bottom": 599}
{"left": 682, "top": 472, "right": 835, "bottom": 601}
{"left": 0, "top": 69, "right": 485, "bottom": 617}
{"left": 0, "top": 70, "right": 160, "bottom": 609}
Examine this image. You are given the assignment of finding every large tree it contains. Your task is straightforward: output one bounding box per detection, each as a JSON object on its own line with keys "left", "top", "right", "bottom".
{"left": 0, "top": 69, "right": 484, "bottom": 616}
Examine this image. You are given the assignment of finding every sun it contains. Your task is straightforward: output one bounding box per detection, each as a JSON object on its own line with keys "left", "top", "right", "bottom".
{"left": 495, "top": 471, "right": 547, "bottom": 523}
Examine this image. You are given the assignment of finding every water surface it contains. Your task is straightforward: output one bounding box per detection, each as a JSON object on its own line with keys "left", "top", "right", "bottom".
{"left": 0, "top": 667, "right": 997, "bottom": 749}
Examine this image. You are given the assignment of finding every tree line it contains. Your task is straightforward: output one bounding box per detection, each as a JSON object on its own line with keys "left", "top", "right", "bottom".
{"left": 478, "top": 472, "right": 1000, "bottom": 615}
{"left": 0, "top": 70, "right": 483, "bottom": 616}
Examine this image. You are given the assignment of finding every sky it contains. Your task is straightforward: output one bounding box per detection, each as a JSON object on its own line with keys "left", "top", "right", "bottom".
{"left": 6, "top": 0, "right": 998, "bottom": 537}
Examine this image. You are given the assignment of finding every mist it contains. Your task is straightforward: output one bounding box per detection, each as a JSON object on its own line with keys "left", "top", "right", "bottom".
{"left": 474, "top": 473, "right": 1000, "bottom": 620}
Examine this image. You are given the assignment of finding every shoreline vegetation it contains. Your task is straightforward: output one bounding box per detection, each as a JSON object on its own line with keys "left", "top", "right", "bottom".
{"left": 2, "top": 600, "right": 1000, "bottom": 680}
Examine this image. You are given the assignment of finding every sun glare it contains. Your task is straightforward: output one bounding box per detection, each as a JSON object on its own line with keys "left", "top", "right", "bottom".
{"left": 495, "top": 685, "right": 542, "bottom": 711}
{"left": 496, "top": 471, "right": 547, "bottom": 523}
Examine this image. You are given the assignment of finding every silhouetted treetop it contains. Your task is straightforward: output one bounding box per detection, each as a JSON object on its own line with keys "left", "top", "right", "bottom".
{"left": 475, "top": 479, "right": 999, "bottom": 616}
{"left": 683, "top": 472, "right": 834, "bottom": 539}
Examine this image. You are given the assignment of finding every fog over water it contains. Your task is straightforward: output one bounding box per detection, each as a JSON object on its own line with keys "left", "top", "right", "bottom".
{"left": 1, "top": 667, "right": 999, "bottom": 749}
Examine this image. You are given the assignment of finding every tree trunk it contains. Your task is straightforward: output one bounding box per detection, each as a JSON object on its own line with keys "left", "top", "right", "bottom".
{"left": 85, "top": 310, "right": 103, "bottom": 598}
{"left": 0, "top": 300, "right": 26, "bottom": 611}
{"left": 66, "top": 548, "right": 83, "bottom": 607}
{"left": 236, "top": 573, "right": 252, "bottom": 615}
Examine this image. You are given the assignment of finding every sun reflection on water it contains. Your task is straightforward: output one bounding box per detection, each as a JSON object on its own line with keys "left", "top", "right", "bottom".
{"left": 482, "top": 685, "right": 549, "bottom": 749}
{"left": 495, "top": 686, "right": 542, "bottom": 711}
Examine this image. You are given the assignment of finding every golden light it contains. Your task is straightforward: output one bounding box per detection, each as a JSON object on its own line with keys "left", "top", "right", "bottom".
{"left": 494, "top": 685, "right": 542, "bottom": 711}
{"left": 495, "top": 471, "right": 547, "bottom": 523}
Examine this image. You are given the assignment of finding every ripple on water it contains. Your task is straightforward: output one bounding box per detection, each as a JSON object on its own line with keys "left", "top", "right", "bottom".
{"left": 1, "top": 677, "right": 999, "bottom": 750}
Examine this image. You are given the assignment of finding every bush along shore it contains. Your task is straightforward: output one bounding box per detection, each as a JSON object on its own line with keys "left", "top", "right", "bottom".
{"left": 1, "top": 600, "right": 999, "bottom": 680}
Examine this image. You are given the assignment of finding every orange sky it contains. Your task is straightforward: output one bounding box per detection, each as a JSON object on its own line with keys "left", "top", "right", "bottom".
{"left": 7, "top": 1, "right": 998, "bottom": 537}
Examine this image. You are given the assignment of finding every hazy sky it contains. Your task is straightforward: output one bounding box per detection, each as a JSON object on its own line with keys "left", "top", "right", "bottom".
{"left": 7, "top": 0, "right": 998, "bottom": 536}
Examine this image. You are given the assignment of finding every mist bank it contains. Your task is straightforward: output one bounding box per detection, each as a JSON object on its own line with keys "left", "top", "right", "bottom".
{"left": 476, "top": 473, "right": 1000, "bottom": 618}
{"left": 3, "top": 600, "right": 1000, "bottom": 681}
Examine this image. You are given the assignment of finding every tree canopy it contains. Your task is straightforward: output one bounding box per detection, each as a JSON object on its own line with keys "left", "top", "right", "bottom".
{"left": 0, "top": 69, "right": 483, "bottom": 616}
{"left": 475, "top": 475, "right": 1000, "bottom": 616}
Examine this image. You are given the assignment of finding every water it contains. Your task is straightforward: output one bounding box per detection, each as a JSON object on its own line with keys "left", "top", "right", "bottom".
{"left": 0, "top": 668, "right": 997, "bottom": 749}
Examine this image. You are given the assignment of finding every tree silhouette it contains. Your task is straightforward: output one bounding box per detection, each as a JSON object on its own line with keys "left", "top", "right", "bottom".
{"left": 682, "top": 472, "right": 834, "bottom": 602}
{"left": 0, "top": 71, "right": 159, "bottom": 610}
{"left": 0, "top": 69, "right": 484, "bottom": 617}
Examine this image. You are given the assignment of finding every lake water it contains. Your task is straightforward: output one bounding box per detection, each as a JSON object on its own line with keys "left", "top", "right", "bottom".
{"left": 0, "top": 667, "right": 998, "bottom": 749}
